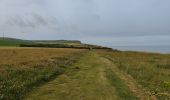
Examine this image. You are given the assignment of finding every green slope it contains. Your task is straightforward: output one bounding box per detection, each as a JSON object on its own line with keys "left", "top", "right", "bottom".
{"left": 0, "top": 37, "right": 31, "bottom": 47}
{"left": 0, "top": 37, "right": 113, "bottom": 50}
{"left": 33, "top": 40, "right": 82, "bottom": 45}
{"left": 0, "top": 37, "right": 82, "bottom": 47}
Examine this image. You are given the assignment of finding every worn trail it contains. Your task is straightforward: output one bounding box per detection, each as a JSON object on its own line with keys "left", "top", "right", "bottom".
{"left": 25, "top": 51, "right": 155, "bottom": 100}
{"left": 101, "top": 57, "right": 157, "bottom": 100}
{"left": 25, "top": 52, "right": 118, "bottom": 100}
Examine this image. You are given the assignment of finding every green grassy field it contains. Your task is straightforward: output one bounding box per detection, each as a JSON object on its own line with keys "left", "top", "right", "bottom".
{"left": 25, "top": 52, "right": 137, "bottom": 100}
{"left": 0, "top": 38, "right": 28, "bottom": 46}
{"left": 97, "top": 50, "right": 170, "bottom": 99}
{"left": 0, "top": 48, "right": 84, "bottom": 100}
{"left": 0, "top": 37, "right": 81, "bottom": 47}
{"left": 0, "top": 46, "right": 169, "bottom": 100}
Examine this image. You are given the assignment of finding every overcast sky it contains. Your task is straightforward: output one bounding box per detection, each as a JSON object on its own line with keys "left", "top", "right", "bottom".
{"left": 0, "top": 0, "right": 170, "bottom": 46}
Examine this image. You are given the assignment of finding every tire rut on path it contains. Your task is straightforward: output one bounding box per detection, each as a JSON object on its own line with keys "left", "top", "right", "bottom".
{"left": 24, "top": 52, "right": 119, "bottom": 100}
{"left": 101, "top": 57, "right": 158, "bottom": 100}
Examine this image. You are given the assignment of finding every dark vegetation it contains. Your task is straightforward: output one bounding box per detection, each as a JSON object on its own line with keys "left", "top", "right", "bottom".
{"left": 0, "top": 37, "right": 31, "bottom": 46}
{"left": 0, "top": 37, "right": 112, "bottom": 50}
{"left": 20, "top": 43, "right": 112, "bottom": 50}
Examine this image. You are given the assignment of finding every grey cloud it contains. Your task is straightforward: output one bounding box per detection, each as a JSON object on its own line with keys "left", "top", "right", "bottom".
{"left": 0, "top": 0, "right": 170, "bottom": 46}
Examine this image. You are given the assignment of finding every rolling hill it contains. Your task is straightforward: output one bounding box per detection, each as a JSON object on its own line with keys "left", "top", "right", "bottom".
{"left": 0, "top": 37, "right": 31, "bottom": 46}
{"left": 0, "top": 37, "right": 113, "bottom": 50}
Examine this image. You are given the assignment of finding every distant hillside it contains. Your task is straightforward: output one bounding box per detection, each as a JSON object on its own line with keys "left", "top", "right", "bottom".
{"left": 0, "top": 37, "right": 112, "bottom": 50}
{"left": 0, "top": 37, "right": 31, "bottom": 46}
{"left": 0, "top": 37, "right": 81, "bottom": 47}
{"left": 33, "top": 40, "right": 82, "bottom": 45}
{"left": 20, "top": 43, "right": 113, "bottom": 50}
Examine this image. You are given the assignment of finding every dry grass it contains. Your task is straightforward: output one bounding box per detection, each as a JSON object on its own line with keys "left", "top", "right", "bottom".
{"left": 0, "top": 47, "right": 85, "bottom": 100}
{"left": 25, "top": 52, "right": 121, "bottom": 100}
{"left": 97, "top": 50, "right": 170, "bottom": 100}
{"left": 0, "top": 47, "right": 82, "bottom": 64}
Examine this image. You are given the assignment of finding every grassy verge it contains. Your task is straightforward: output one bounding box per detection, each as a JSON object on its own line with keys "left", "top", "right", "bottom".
{"left": 97, "top": 50, "right": 170, "bottom": 99}
{"left": 106, "top": 69, "right": 137, "bottom": 100}
{"left": 0, "top": 51, "right": 84, "bottom": 100}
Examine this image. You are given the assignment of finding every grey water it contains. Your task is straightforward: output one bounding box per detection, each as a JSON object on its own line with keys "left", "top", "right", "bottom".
{"left": 112, "top": 45, "right": 170, "bottom": 54}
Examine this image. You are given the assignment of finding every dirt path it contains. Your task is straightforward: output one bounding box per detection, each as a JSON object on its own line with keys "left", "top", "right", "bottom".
{"left": 101, "top": 57, "right": 157, "bottom": 100}
{"left": 24, "top": 52, "right": 119, "bottom": 100}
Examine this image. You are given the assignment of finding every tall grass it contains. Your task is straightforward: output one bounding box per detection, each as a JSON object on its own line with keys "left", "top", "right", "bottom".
{"left": 0, "top": 48, "right": 82, "bottom": 64}
{"left": 0, "top": 48, "right": 84, "bottom": 100}
{"left": 97, "top": 50, "right": 170, "bottom": 99}
{"left": 106, "top": 69, "right": 137, "bottom": 100}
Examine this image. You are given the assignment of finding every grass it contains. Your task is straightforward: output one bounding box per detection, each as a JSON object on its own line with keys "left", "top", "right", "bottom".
{"left": 34, "top": 40, "right": 81, "bottom": 45}
{"left": 0, "top": 47, "right": 169, "bottom": 100}
{"left": 0, "top": 37, "right": 81, "bottom": 47}
{"left": 97, "top": 50, "right": 170, "bottom": 99}
{"left": 24, "top": 52, "right": 138, "bottom": 100}
{"left": 0, "top": 38, "right": 30, "bottom": 47}
{"left": 0, "top": 48, "right": 82, "bottom": 64}
{"left": 106, "top": 69, "right": 137, "bottom": 100}
{"left": 0, "top": 37, "right": 112, "bottom": 50}
{"left": 24, "top": 52, "right": 117, "bottom": 100}
{"left": 0, "top": 40, "right": 20, "bottom": 46}
{"left": 0, "top": 48, "right": 85, "bottom": 100}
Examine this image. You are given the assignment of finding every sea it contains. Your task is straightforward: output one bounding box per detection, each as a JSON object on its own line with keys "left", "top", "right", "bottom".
{"left": 111, "top": 45, "right": 170, "bottom": 54}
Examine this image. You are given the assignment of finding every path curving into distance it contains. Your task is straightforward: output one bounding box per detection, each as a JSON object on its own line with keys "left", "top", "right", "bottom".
{"left": 24, "top": 51, "right": 156, "bottom": 100}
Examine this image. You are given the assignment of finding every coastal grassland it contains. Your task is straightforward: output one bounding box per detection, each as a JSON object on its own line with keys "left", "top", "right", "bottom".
{"left": 0, "top": 38, "right": 30, "bottom": 47}
{"left": 97, "top": 50, "right": 170, "bottom": 99}
{"left": 106, "top": 69, "right": 137, "bottom": 100}
{"left": 0, "top": 47, "right": 83, "bottom": 64}
{"left": 24, "top": 51, "right": 137, "bottom": 100}
{"left": 0, "top": 40, "right": 19, "bottom": 46}
{"left": 0, "top": 48, "right": 85, "bottom": 100}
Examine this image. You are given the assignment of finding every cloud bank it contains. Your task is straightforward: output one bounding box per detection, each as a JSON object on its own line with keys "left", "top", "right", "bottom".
{"left": 0, "top": 0, "right": 170, "bottom": 46}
